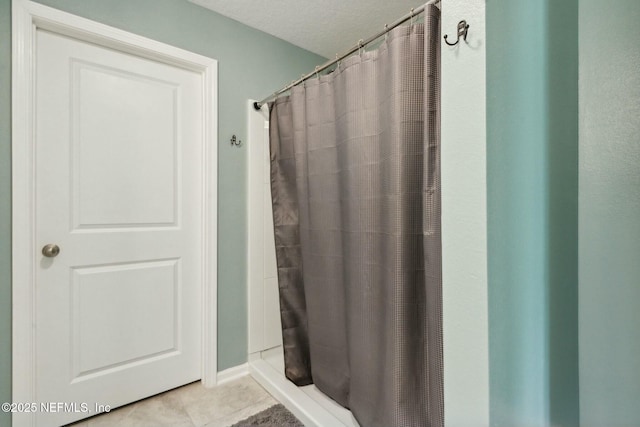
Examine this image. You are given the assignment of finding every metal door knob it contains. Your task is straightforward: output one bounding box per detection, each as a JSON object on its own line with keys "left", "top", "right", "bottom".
{"left": 42, "top": 244, "right": 60, "bottom": 258}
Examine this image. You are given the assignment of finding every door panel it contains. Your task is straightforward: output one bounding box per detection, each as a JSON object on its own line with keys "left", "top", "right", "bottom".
{"left": 72, "top": 61, "right": 179, "bottom": 228}
{"left": 71, "top": 259, "right": 179, "bottom": 378}
{"left": 35, "top": 29, "right": 203, "bottom": 426}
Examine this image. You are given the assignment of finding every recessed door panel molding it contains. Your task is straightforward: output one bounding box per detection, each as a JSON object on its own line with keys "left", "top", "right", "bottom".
{"left": 71, "top": 59, "right": 180, "bottom": 230}
{"left": 71, "top": 259, "right": 181, "bottom": 380}
{"left": 12, "top": 3, "right": 218, "bottom": 426}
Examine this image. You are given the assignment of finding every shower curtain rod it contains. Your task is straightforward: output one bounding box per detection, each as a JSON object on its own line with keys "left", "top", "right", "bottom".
{"left": 253, "top": 0, "right": 440, "bottom": 110}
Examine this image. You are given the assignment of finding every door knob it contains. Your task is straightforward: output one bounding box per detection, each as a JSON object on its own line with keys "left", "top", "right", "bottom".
{"left": 42, "top": 244, "right": 60, "bottom": 258}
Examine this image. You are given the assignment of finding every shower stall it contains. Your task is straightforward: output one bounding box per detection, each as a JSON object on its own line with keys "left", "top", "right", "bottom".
{"left": 247, "top": 100, "right": 360, "bottom": 426}
{"left": 245, "top": 1, "right": 490, "bottom": 425}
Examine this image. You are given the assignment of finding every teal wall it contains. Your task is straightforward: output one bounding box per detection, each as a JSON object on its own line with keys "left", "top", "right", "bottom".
{"left": 0, "top": 1, "right": 325, "bottom": 425}
{"left": 486, "top": 0, "right": 579, "bottom": 425}
{"left": 579, "top": 0, "right": 640, "bottom": 425}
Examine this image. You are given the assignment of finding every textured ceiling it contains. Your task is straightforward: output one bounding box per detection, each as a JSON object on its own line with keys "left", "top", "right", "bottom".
{"left": 188, "top": 0, "right": 426, "bottom": 58}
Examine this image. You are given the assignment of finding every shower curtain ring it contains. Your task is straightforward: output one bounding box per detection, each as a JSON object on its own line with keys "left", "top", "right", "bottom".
{"left": 315, "top": 65, "right": 320, "bottom": 79}
{"left": 410, "top": 7, "right": 415, "bottom": 25}
{"left": 358, "top": 39, "right": 364, "bottom": 56}
{"left": 384, "top": 24, "right": 389, "bottom": 41}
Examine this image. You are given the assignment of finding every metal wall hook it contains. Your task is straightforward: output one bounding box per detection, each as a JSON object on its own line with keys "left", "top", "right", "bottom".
{"left": 230, "top": 135, "right": 242, "bottom": 147}
{"left": 444, "top": 20, "right": 470, "bottom": 46}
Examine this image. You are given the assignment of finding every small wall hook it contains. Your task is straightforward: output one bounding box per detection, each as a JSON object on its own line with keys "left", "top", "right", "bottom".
{"left": 444, "top": 20, "right": 470, "bottom": 46}
{"left": 230, "top": 135, "right": 242, "bottom": 147}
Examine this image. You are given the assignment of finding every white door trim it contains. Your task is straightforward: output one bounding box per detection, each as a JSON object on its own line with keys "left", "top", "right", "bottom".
{"left": 11, "top": 2, "right": 218, "bottom": 425}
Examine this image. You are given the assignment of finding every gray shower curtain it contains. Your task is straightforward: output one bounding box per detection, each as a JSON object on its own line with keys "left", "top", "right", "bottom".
{"left": 268, "top": 5, "right": 442, "bottom": 427}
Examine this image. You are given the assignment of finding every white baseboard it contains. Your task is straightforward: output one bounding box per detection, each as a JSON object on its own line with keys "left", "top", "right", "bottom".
{"left": 249, "top": 358, "right": 356, "bottom": 427}
{"left": 216, "top": 363, "right": 249, "bottom": 386}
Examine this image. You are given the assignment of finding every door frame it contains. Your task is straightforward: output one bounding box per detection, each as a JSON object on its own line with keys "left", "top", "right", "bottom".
{"left": 11, "top": 1, "right": 218, "bottom": 424}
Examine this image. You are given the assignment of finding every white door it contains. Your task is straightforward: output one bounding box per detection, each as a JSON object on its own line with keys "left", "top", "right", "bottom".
{"left": 35, "top": 29, "right": 203, "bottom": 426}
{"left": 247, "top": 103, "right": 283, "bottom": 354}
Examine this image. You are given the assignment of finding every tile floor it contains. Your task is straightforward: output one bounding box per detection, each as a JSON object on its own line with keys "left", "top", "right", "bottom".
{"left": 67, "top": 375, "right": 279, "bottom": 427}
